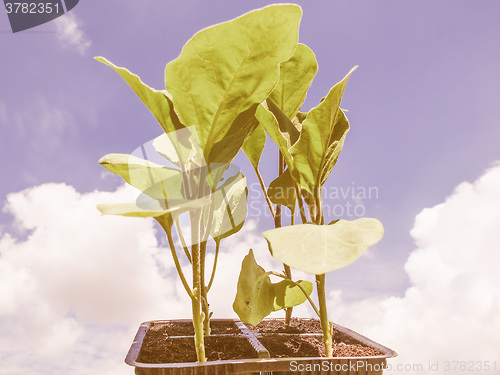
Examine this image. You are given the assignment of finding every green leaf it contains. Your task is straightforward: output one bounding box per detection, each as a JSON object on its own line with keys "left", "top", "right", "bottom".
{"left": 94, "top": 57, "right": 184, "bottom": 134}
{"left": 153, "top": 128, "right": 202, "bottom": 170}
{"left": 289, "top": 67, "right": 356, "bottom": 192}
{"left": 152, "top": 133, "right": 183, "bottom": 167}
{"left": 267, "top": 169, "right": 296, "bottom": 212}
{"left": 97, "top": 203, "right": 168, "bottom": 218}
{"left": 272, "top": 279, "right": 313, "bottom": 311}
{"left": 99, "top": 153, "right": 184, "bottom": 201}
{"left": 318, "top": 109, "right": 350, "bottom": 187}
{"left": 165, "top": 4, "right": 301, "bottom": 160}
{"left": 233, "top": 249, "right": 274, "bottom": 326}
{"left": 208, "top": 104, "right": 260, "bottom": 165}
{"left": 263, "top": 218, "right": 384, "bottom": 275}
{"left": 270, "top": 43, "right": 318, "bottom": 119}
{"left": 242, "top": 123, "right": 266, "bottom": 169}
{"left": 256, "top": 100, "right": 299, "bottom": 171}
{"left": 97, "top": 197, "right": 211, "bottom": 219}
{"left": 209, "top": 172, "right": 248, "bottom": 242}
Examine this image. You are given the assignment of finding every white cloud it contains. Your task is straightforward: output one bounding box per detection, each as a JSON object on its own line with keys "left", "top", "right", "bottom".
{"left": 329, "top": 162, "right": 500, "bottom": 374}
{"left": 53, "top": 13, "right": 91, "bottom": 55}
{"left": 0, "top": 180, "right": 313, "bottom": 374}
{"left": 0, "top": 181, "right": 293, "bottom": 374}
{"left": 0, "top": 183, "right": 190, "bottom": 374}
{"left": 3, "top": 162, "right": 500, "bottom": 374}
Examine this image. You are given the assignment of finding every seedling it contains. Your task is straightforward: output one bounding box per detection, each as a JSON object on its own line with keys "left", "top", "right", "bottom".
{"left": 96, "top": 4, "right": 302, "bottom": 362}
{"left": 232, "top": 34, "right": 384, "bottom": 358}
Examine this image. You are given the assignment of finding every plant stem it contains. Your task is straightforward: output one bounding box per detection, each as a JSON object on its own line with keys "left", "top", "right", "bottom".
{"left": 164, "top": 228, "right": 194, "bottom": 299}
{"left": 175, "top": 217, "right": 192, "bottom": 264}
{"left": 191, "top": 241, "right": 206, "bottom": 362}
{"left": 206, "top": 239, "right": 220, "bottom": 292}
{"left": 316, "top": 273, "right": 333, "bottom": 357}
{"left": 200, "top": 240, "right": 210, "bottom": 335}
{"left": 311, "top": 186, "right": 332, "bottom": 356}
{"left": 283, "top": 263, "right": 293, "bottom": 326}
{"left": 276, "top": 152, "right": 294, "bottom": 327}
{"left": 254, "top": 165, "right": 276, "bottom": 218}
{"left": 314, "top": 186, "right": 324, "bottom": 225}
{"left": 190, "top": 210, "right": 206, "bottom": 362}
{"left": 294, "top": 183, "right": 308, "bottom": 224}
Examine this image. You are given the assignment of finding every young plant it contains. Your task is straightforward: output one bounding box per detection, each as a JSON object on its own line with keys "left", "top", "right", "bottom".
{"left": 233, "top": 48, "right": 384, "bottom": 356}
{"left": 233, "top": 43, "right": 319, "bottom": 326}
{"left": 95, "top": 4, "right": 302, "bottom": 362}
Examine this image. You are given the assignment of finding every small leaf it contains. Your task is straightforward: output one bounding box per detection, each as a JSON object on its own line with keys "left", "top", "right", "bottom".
{"left": 97, "top": 203, "right": 167, "bottom": 218}
{"left": 272, "top": 279, "right": 313, "bottom": 311}
{"left": 267, "top": 169, "right": 296, "bottom": 212}
{"left": 289, "top": 67, "right": 356, "bottom": 192}
{"left": 318, "top": 109, "right": 349, "bottom": 186}
{"left": 99, "top": 153, "right": 184, "bottom": 201}
{"left": 256, "top": 100, "right": 298, "bottom": 172}
{"left": 233, "top": 250, "right": 274, "bottom": 326}
{"left": 208, "top": 105, "right": 259, "bottom": 165}
{"left": 263, "top": 218, "right": 384, "bottom": 275}
{"left": 97, "top": 197, "right": 210, "bottom": 219}
{"left": 210, "top": 172, "right": 248, "bottom": 242}
{"left": 94, "top": 57, "right": 184, "bottom": 134}
{"left": 242, "top": 123, "right": 266, "bottom": 168}
{"left": 153, "top": 129, "right": 201, "bottom": 169}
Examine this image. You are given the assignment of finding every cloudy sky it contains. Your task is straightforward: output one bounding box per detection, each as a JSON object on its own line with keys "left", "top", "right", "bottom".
{"left": 1, "top": 1, "right": 499, "bottom": 374}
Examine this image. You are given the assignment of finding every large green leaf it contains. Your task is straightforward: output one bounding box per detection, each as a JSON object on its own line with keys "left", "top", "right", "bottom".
{"left": 289, "top": 67, "right": 356, "bottom": 192}
{"left": 233, "top": 250, "right": 274, "bottom": 326}
{"left": 272, "top": 279, "right": 313, "bottom": 311}
{"left": 99, "top": 153, "right": 184, "bottom": 201}
{"left": 263, "top": 218, "right": 384, "bottom": 275}
{"left": 165, "top": 4, "right": 301, "bottom": 160}
{"left": 269, "top": 43, "right": 318, "bottom": 119}
{"left": 94, "top": 57, "right": 184, "bottom": 134}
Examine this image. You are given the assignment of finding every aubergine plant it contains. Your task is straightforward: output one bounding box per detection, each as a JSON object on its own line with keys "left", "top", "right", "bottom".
{"left": 231, "top": 22, "right": 384, "bottom": 358}
{"left": 95, "top": 5, "right": 304, "bottom": 362}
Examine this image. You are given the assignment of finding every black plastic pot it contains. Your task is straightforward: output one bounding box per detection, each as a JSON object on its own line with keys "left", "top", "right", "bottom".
{"left": 125, "top": 319, "right": 397, "bottom": 375}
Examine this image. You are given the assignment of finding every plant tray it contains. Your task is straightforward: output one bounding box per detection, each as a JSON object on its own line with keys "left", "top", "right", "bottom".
{"left": 125, "top": 319, "right": 397, "bottom": 375}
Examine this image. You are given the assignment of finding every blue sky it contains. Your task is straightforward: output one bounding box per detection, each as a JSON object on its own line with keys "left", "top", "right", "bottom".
{"left": 1, "top": 1, "right": 500, "bottom": 374}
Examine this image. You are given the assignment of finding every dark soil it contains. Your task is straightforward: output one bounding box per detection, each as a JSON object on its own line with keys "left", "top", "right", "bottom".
{"left": 251, "top": 319, "right": 381, "bottom": 358}
{"left": 246, "top": 318, "right": 323, "bottom": 334}
{"left": 138, "top": 335, "right": 257, "bottom": 363}
{"left": 259, "top": 335, "right": 325, "bottom": 357}
{"left": 137, "top": 319, "right": 381, "bottom": 364}
{"left": 147, "top": 320, "right": 241, "bottom": 336}
{"left": 259, "top": 335, "right": 381, "bottom": 358}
